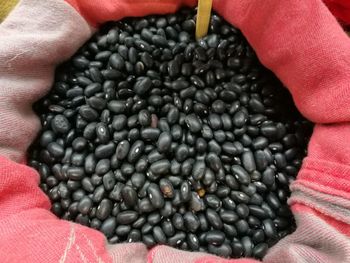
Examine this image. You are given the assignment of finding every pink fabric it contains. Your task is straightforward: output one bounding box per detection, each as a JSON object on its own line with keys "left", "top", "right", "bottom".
{"left": 0, "top": 0, "right": 350, "bottom": 262}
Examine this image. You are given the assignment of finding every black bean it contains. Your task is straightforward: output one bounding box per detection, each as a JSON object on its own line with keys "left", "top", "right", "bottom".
{"left": 51, "top": 115, "right": 70, "bottom": 134}
{"left": 150, "top": 159, "right": 170, "bottom": 175}
{"left": 231, "top": 165, "right": 251, "bottom": 185}
{"left": 147, "top": 183, "right": 164, "bottom": 209}
{"left": 220, "top": 210, "right": 239, "bottom": 224}
{"left": 205, "top": 230, "right": 225, "bottom": 245}
{"left": 96, "top": 199, "right": 112, "bottom": 220}
{"left": 157, "top": 132, "right": 172, "bottom": 153}
{"left": 175, "top": 144, "right": 189, "bottom": 162}
{"left": 209, "top": 243, "right": 232, "bottom": 258}
{"left": 148, "top": 150, "right": 165, "bottom": 163}
{"left": 122, "top": 185, "right": 138, "bottom": 207}
{"left": 128, "top": 140, "right": 144, "bottom": 163}
{"left": 255, "top": 150, "right": 268, "bottom": 171}
{"left": 47, "top": 142, "right": 65, "bottom": 158}
{"left": 206, "top": 208, "right": 223, "bottom": 229}
{"left": 241, "top": 151, "right": 256, "bottom": 173}
{"left": 183, "top": 211, "right": 200, "bottom": 232}
{"left": 233, "top": 111, "right": 247, "bottom": 128}
{"left": 137, "top": 110, "right": 151, "bottom": 127}
{"left": 187, "top": 233, "right": 200, "bottom": 251}
{"left": 222, "top": 142, "right": 238, "bottom": 155}
{"left": 115, "top": 140, "right": 129, "bottom": 160}
{"left": 180, "top": 181, "right": 191, "bottom": 202}
{"left": 161, "top": 219, "right": 175, "bottom": 237}
{"left": 206, "top": 153, "right": 222, "bottom": 172}
{"left": 77, "top": 196, "right": 92, "bottom": 215}
{"left": 172, "top": 213, "right": 185, "bottom": 231}
{"left": 108, "top": 100, "right": 126, "bottom": 114}
{"left": 152, "top": 226, "right": 167, "bottom": 244}
{"left": 117, "top": 210, "right": 138, "bottom": 224}
{"left": 262, "top": 219, "right": 277, "bottom": 238}
{"left": 231, "top": 191, "right": 250, "bottom": 204}
{"left": 95, "top": 143, "right": 115, "bottom": 160}
{"left": 204, "top": 194, "right": 221, "bottom": 210}
{"left": 116, "top": 225, "right": 131, "bottom": 236}
{"left": 262, "top": 167, "right": 275, "bottom": 186}
{"left": 67, "top": 167, "right": 84, "bottom": 180}
{"left": 266, "top": 192, "right": 281, "bottom": 210}
{"left": 253, "top": 243, "right": 268, "bottom": 258}
{"left": 100, "top": 217, "right": 117, "bottom": 237}
{"left": 168, "top": 232, "right": 186, "bottom": 246}
{"left": 159, "top": 178, "right": 174, "bottom": 198}
{"left": 141, "top": 128, "right": 161, "bottom": 141}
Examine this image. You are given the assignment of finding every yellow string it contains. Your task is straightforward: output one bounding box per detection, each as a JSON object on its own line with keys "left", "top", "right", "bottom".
{"left": 195, "top": 0, "right": 213, "bottom": 40}
{"left": 0, "top": 0, "right": 18, "bottom": 22}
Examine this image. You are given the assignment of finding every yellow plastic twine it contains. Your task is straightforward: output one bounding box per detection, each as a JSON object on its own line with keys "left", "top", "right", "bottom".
{"left": 195, "top": 0, "right": 213, "bottom": 40}
{"left": 0, "top": 0, "right": 18, "bottom": 22}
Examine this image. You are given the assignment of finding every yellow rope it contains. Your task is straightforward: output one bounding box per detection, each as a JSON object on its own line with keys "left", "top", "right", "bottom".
{"left": 195, "top": 0, "right": 212, "bottom": 40}
{"left": 0, "top": 0, "right": 18, "bottom": 22}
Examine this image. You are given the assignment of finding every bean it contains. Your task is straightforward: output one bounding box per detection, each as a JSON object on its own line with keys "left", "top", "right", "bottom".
{"left": 157, "top": 132, "right": 172, "bottom": 153}
{"left": 152, "top": 226, "right": 167, "bottom": 244}
{"left": 231, "top": 165, "right": 251, "bottom": 185}
{"left": 141, "top": 128, "right": 161, "bottom": 141}
{"left": 96, "top": 199, "right": 112, "bottom": 220}
{"left": 95, "top": 142, "right": 116, "bottom": 159}
{"left": 128, "top": 140, "right": 144, "bottom": 163}
{"left": 241, "top": 236, "right": 253, "bottom": 257}
{"left": 122, "top": 186, "right": 138, "bottom": 207}
{"left": 253, "top": 243, "right": 268, "bottom": 258}
{"left": 138, "top": 198, "right": 155, "bottom": 213}
{"left": 262, "top": 219, "right": 277, "bottom": 238}
{"left": 67, "top": 167, "right": 84, "bottom": 180}
{"left": 185, "top": 114, "right": 202, "bottom": 133}
{"left": 95, "top": 159, "right": 110, "bottom": 175}
{"left": 184, "top": 211, "right": 200, "bottom": 232}
{"left": 180, "top": 181, "right": 191, "bottom": 202}
{"left": 47, "top": 142, "right": 64, "bottom": 158}
{"left": 205, "top": 230, "right": 225, "bottom": 245}
{"left": 206, "top": 208, "right": 223, "bottom": 229}
{"left": 132, "top": 216, "right": 147, "bottom": 229}
{"left": 116, "top": 210, "right": 138, "bottom": 224}
{"left": 172, "top": 213, "right": 185, "bottom": 230}
{"left": 220, "top": 210, "right": 239, "bottom": 223}
{"left": 206, "top": 153, "right": 222, "bottom": 172}
{"left": 147, "top": 183, "right": 164, "bottom": 209}
{"left": 168, "top": 232, "right": 186, "bottom": 246}
{"left": 242, "top": 151, "right": 256, "bottom": 173}
{"left": 159, "top": 178, "right": 174, "bottom": 198}
{"left": 100, "top": 217, "right": 117, "bottom": 237}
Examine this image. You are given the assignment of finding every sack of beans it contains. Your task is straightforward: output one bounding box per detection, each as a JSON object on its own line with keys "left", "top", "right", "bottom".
{"left": 1, "top": 0, "right": 350, "bottom": 262}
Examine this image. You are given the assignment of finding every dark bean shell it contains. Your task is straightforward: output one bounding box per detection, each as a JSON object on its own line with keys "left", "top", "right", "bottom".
{"left": 100, "top": 217, "right": 117, "bottom": 238}
{"left": 140, "top": 128, "right": 161, "bottom": 142}
{"left": 206, "top": 208, "right": 223, "bottom": 229}
{"left": 180, "top": 181, "right": 191, "bottom": 202}
{"left": 183, "top": 211, "right": 200, "bottom": 233}
{"left": 147, "top": 183, "right": 165, "bottom": 209}
{"left": 157, "top": 132, "right": 172, "bottom": 153}
{"left": 116, "top": 210, "right": 138, "bottom": 224}
{"left": 185, "top": 114, "right": 202, "bottom": 133}
{"left": 168, "top": 232, "right": 186, "bottom": 246}
{"left": 159, "top": 178, "right": 175, "bottom": 198}
{"left": 128, "top": 140, "right": 145, "bottom": 163}
{"left": 152, "top": 226, "right": 167, "bottom": 244}
{"left": 150, "top": 159, "right": 170, "bottom": 175}
{"left": 231, "top": 165, "right": 251, "bottom": 185}
{"left": 121, "top": 185, "right": 138, "bottom": 207}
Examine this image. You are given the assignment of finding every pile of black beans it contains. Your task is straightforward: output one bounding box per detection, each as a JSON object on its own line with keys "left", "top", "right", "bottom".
{"left": 28, "top": 8, "right": 312, "bottom": 259}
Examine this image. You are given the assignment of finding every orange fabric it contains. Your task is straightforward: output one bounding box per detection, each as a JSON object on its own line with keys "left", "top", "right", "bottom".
{"left": 292, "top": 203, "right": 350, "bottom": 237}
{"left": 65, "top": 0, "right": 197, "bottom": 27}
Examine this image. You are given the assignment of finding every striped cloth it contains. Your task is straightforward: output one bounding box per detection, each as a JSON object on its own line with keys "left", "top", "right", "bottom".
{"left": 0, "top": 0, "right": 349, "bottom": 262}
